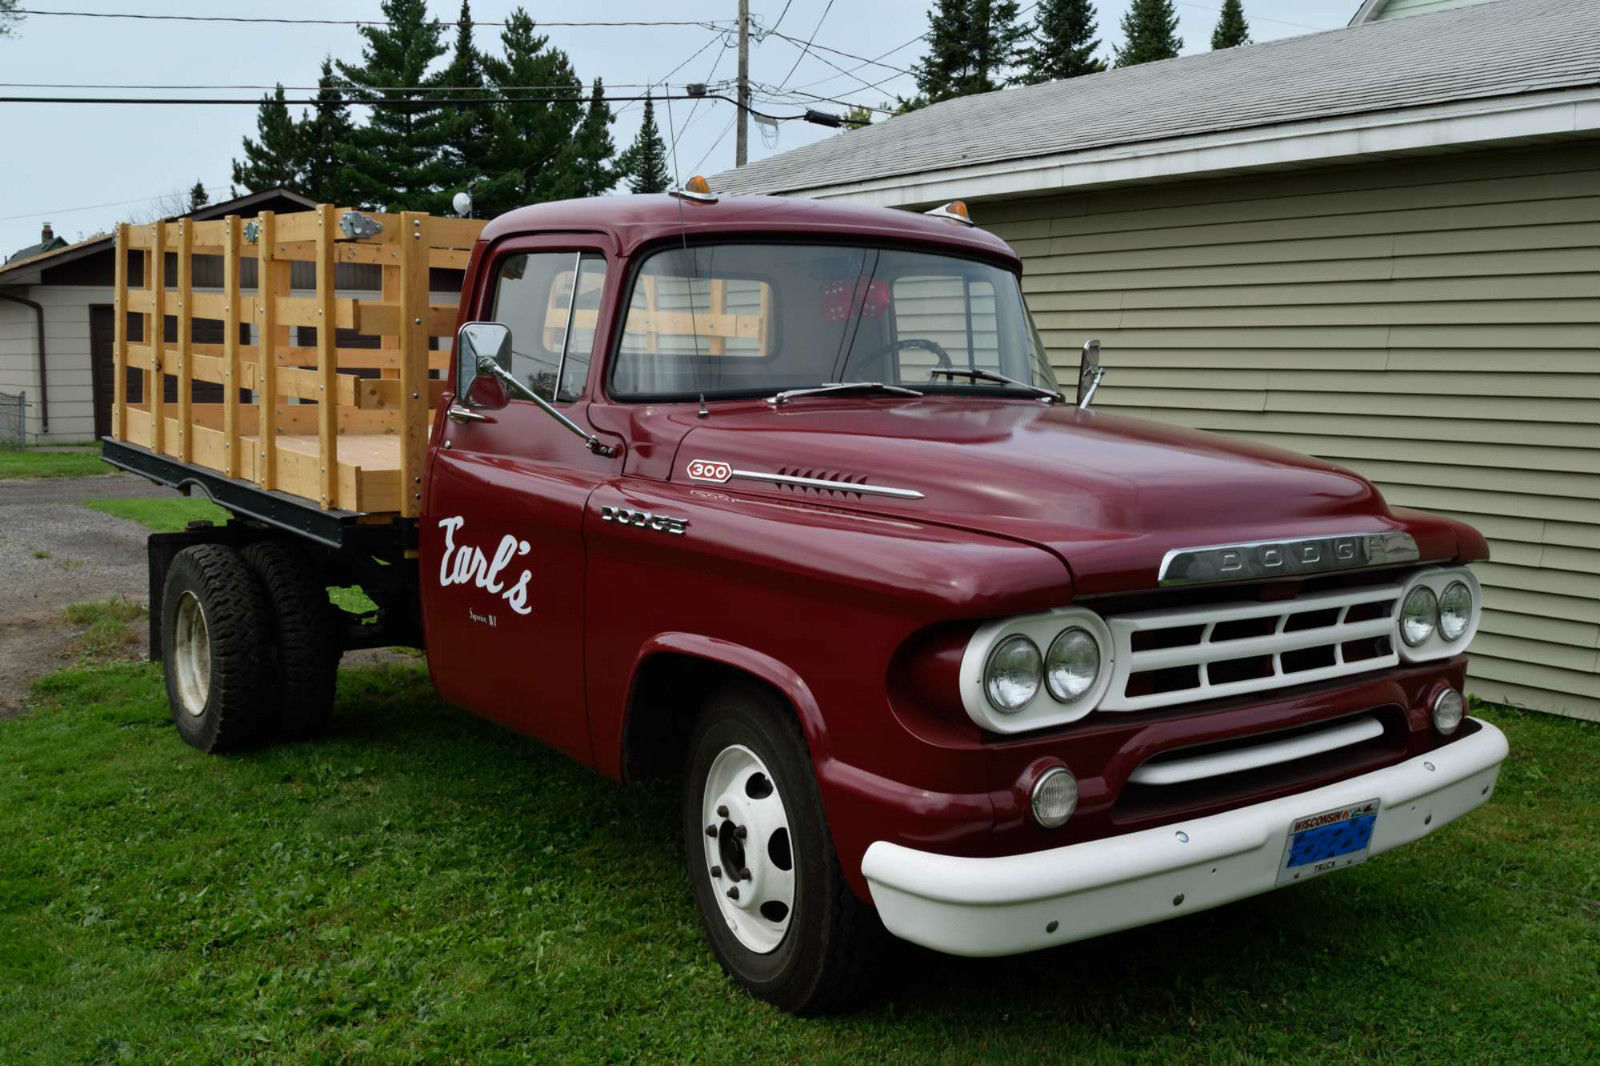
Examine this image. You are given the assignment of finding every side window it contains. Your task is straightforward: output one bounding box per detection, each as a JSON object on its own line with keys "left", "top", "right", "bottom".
{"left": 489, "top": 251, "right": 607, "bottom": 403}
{"left": 891, "top": 275, "right": 999, "bottom": 376}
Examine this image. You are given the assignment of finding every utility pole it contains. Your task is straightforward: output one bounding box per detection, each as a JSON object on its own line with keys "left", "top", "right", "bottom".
{"left": 736, "top": 0, "right": 750, "bottom": 167}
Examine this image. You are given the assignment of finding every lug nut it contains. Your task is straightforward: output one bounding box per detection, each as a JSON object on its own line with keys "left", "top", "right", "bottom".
{"left": 739, "top": 867, "right": 751, "bottom": 881}
{"left": 734, "top": 825, "right": 747, "bottom": 840}
{"left": 716, "top": 805, "right": 729, "bottom": 819}
{"left": 726, "top": 887, "right": 739, "bottom": 901}
{"left": 705, "top": 825, "right": 717, "bottom": 838}
{"left": 710, "top": 865, "right": 721, "bottom": 878}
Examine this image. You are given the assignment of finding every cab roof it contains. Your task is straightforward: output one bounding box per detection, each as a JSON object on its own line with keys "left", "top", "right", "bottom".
{"left": 478, "top": 193, "right": 1021, "bottom": 269}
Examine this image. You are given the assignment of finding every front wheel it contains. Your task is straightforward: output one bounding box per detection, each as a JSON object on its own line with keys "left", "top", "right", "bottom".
{"left": 681, "top": 684, "right": 884, "bottom": 1014}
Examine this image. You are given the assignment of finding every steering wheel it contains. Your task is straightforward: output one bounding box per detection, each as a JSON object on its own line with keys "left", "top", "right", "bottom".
{"left": 854, "top": 336, "right": 953, "bottom": 375}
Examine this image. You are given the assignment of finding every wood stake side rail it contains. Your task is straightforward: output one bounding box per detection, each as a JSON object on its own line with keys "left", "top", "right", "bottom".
{"left": 110, "top": 207, "right": 486, "bottom": 518}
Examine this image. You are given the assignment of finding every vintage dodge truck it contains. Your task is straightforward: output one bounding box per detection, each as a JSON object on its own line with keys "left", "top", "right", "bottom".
{"left": 104, "top": 183, "right": 1507, "bottom": 1013}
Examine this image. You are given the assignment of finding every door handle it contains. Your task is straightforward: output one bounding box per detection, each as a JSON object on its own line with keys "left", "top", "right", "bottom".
{"left": 447, "top": 404, "right": 492, "bottom": 424}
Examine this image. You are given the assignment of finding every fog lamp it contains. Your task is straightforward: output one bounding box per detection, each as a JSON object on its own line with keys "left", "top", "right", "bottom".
{"left": 1432, "top": 688, "right": 1465, "bottom": 735}
{"left": 1030, "top": 767, "right": 1078, "bottom": 829}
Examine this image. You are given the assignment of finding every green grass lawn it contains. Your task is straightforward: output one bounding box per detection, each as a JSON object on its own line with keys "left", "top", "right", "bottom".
{"left": 83, "top": 495, "right": 230, "bottom": 532}
{"left": 1, "top": 667, "right": 1595, "bottom": 1065}
{"left": 0, "top": 446, "right": 110, "bottom": 479}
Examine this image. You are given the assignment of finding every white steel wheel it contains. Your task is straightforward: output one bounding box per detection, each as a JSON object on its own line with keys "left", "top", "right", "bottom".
{"left": 172, "top": 591, "right": 212, "bottom": 718}
{"left": 700, "top": 743, "right": 796, "bottom": 954}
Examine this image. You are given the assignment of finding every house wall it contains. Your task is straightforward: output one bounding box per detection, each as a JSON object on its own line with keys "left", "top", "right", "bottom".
{"left": 977, "top": 142, "right": 1600, "bottom": 722}
{"left": 0, "top": 285, "right": 108, "bottom": 443}
{"left": 1368, "top": 0, "right": 1496, "bottom": 22}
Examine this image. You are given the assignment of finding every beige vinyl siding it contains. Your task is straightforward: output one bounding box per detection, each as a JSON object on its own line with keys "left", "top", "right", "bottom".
{"left": 1369, "top": 0, "right": 1498, "bottom": 21}
{"left": 980, "top": 142, "right": 1600, "bottom": 722}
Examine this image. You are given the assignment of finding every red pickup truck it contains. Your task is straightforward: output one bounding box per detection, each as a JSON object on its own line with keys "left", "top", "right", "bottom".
{"left": 106, "top": 185, "right": 1507, "bottom": 1014}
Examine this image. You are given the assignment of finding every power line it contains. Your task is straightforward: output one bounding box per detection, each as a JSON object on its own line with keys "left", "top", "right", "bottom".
{"left": 12, "top": 8, "right": 736, "bottom": 29}
{"left": 774, "top": 1, "right": 837, "bottom": 90}
{"left": 0, "top": 179, "right": 234, "bottom": 223}
{"left": 615, "top": 32, "right": 725, "bottom": 120}
{"left": 0, "top": 93, "right": 811, "bottom": 121}
{"left": 786, "top": 31, "right": 926, "bottom": 91}
{"left": 764, "top": 27, "right": 918, "bottom": 79}
{"left": 0, "top": 81, "right": 668, "bottom": 92}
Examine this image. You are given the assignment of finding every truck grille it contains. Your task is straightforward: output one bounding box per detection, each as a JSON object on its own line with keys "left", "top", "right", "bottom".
{"left": 1100, "top": 584, "right": 1400, "bottom": 712}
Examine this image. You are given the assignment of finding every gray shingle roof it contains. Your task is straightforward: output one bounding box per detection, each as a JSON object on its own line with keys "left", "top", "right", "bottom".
{"left": 714, "top": 0, "right": 1600, "bottom": 197}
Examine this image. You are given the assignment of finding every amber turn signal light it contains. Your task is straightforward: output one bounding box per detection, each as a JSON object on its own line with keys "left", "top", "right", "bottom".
{"left": 925, "top": 200, "right": 975, "bottom": 226}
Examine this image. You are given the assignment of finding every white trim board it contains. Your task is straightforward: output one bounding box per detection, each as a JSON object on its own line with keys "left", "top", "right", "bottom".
{"left": 783, "top": 87, "right": 1600, "bottom": 209}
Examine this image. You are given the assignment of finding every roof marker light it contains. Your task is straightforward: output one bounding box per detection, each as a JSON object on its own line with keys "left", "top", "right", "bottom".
{"left": 671, "top": 175, "right": 718, "bottom": 204}
{"left": 925, "top": 200, "right": 975, "bottom": 226}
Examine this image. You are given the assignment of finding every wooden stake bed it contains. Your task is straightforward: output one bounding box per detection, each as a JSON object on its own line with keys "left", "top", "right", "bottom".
{"left": 109, "top": 206, "right": 485, "bottom": 519}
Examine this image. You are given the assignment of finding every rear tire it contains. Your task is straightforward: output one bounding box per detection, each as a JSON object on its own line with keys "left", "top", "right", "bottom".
{"left": 682, "top": 683, "right": 884, "bottom": 1014}
{"left": 242, "top": 541, "right": 339, "bottom": 740}
{"left": 161, "top": 544, "right": 277, "bottom": 753}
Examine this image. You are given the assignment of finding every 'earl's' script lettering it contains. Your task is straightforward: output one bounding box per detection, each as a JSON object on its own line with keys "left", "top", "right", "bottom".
{"left": 437, "top": 516, "right": 533, "bottom": 615}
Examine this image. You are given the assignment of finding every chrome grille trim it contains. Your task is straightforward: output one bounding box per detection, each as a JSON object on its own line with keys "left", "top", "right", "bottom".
{"left": 1101, "top": 584, "right": 1401, "bottom": 713}
{"left": 1127, "top": 714, "right": 1386, "bottom": 785}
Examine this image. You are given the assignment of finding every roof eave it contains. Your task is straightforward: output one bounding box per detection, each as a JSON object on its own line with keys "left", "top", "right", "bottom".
{"left": 760, "top": 86, "right": 1600, "bottom": 209}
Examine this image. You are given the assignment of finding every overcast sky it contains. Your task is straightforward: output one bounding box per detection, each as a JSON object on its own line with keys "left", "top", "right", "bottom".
{"left": 0, "top": 1, "right": 1361, "bottom": 258}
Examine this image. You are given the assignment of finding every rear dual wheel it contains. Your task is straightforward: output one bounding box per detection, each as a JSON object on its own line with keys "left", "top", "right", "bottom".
{"left": 682, "top": 685, "right": 885, "bottom": 1014}
{"left": 161, "top": 541, "right": 338, "bottom": 753}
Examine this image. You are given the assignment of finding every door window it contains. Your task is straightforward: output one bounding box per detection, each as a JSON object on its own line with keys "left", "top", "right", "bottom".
{"left": 489, "top": 251, "right": 609, "bottom": 403}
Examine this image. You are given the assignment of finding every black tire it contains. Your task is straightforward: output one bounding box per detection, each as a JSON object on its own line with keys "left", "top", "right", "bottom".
{"left": 681, "top": 683, "right": 885, "bottom": 1014}
{"left": 242, "top": 540, "right": 339, "bottom": 740}
{"left": 160, "top": 544, "right": 277, "bottom": 754}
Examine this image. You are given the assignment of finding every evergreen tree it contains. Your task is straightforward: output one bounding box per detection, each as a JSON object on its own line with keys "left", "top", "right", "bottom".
{"left": 1115, "top": 0, "right": 1182, "bottom": 66}
{"left": 188, "top": 181, "right": 209, "bottom": 212}
{"left": 558, "top": 77, "right": 617, "bottom": 199}
{"left": 1018, "top": 0, "right": 1106, "bottom": 83}
{"left": 230, "top": 85, "right": 303, "bottom": 193}
{"left": 1, "top": 0, "right": 23, "bottom": 37}
{"left": 336, "top": 0, "right": 453, "bottom": 212}
{"left": 300, "top": 58, "right": 358, "bottom": 205}
{"left": 475, "top": 8, "right": 586, "bottom": 217}
{"left": 843, "top": 104, "right": 876, "bottom": 128}
{"left": 1211, "top": 0, "right": 1251, "bottom": 49}
{"left": 903, "top": 0, "right": 1028, "bottom": 109}
{"left": 617, "top": 94, "right": 671, "bottom": 194}
{"left": 439, "top": 0, "right": 494, "bottom": 205}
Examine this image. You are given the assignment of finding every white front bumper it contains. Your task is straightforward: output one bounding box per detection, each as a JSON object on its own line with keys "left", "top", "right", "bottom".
{"left": 861, "top": 719, "right": 1508, "bottom": 957}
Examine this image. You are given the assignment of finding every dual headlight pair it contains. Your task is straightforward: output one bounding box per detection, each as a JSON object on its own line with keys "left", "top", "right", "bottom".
{"left": 1400, "top": 579, "right": 1474, "bottom": 648}
{"left": 986, "top": 627, "right": 1099, "bottom": 712}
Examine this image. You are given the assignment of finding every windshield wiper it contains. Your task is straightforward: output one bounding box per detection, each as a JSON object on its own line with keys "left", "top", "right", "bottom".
{"left": 928, "top": 367, "right": 1063, "bottom": 404}
{"left": 767, "top": 381, "right": 924, "bottom": 406}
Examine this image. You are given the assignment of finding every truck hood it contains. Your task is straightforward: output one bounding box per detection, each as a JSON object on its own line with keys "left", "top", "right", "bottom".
{"left": 671, "top": 397, "right": 1473, "bottom": 595}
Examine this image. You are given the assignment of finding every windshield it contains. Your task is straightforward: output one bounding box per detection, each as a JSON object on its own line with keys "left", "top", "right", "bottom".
{"left": 608, "top": 243, "right": 1059, "bottom": 401}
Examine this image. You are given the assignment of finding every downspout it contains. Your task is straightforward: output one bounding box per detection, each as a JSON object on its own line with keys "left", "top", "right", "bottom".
{"left": 0, "top": 291, "right": 47, "bottom": 433}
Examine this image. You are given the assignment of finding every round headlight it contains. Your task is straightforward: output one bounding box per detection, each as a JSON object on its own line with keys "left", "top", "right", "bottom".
{"left": 1030, "top": 767, "right": 1078, "bottom": 829}
{"left": 1432, "top": 688, "right": 1465, "bottom": 735}
{"left": 1438, "top": 580, "right": 1473, "bottom": 642}
{"left": 1400, "top": 585, "right": 1437, "bottom": 648}
{"left": 1045, "top": 627, "right": 1100, "bottom": 703}
{"left": 985, "top": 635, "right": 1042, "bottom": 713}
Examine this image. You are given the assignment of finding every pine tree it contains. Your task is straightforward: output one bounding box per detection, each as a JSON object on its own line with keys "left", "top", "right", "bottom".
{"left": 300, "top": 58, "right": 358, "bottom": 205}
{"left": 439, "top": 0, "right": 493, "bottom": 204}
{"left": 843, "top": 104, "right": 876, "bottom": 128}
{"left": 230, "top": 85, "right": 303, "bottom": 193}
{"left": 904, "top": 0, "right": 1028, "bottom": 109}
{"left": 0, "top": 0, "right": 22, "bottom": 37}
{"left": 1211, "top": 0, "right": 1251, "bottom": 49}
{"left": 1115, "top": 0, "right": 1182, "bottom": 67}
{"left": 336, "top": 0, "right": 453, "bottom": 212}
{"left": 617, "top": 94, "right": 671, "bottom": 194}
{"left": 188, "top": 181, "right": 209, "bottom": 212}
{"left": 1018, "top": 0, "right": 1106, "bottom": 83}
{"left": 558, "top": 77, "right": 617, "bottom": 199}
{"left": 475, "top": 8, "right": 586, "bottom": 217}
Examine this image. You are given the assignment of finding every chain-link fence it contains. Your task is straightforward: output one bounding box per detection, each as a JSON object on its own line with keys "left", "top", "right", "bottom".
{"left": 0, "top": 391, "right": 25, "bottom": 451}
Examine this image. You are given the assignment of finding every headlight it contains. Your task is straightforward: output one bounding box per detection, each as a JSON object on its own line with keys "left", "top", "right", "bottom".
{"left": 1400, "top": 585, "right": 1437, "bottom": 647}
{"left": 1045, "top": 627, "right": 1099, "bottom": 702}
{"left": 1030, "top": 767, "right": 1078, "bottom": 828}
{"left": 1438, "top": 580, "right": 1473, "bottom": 641}
{"left": 984, "top": 635, "right": 1042, "bottom": 713}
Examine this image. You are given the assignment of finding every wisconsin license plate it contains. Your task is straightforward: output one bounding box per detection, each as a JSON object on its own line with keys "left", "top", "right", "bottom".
{"left": 1277, "top": 798, "right": 1379, "bottom": 885}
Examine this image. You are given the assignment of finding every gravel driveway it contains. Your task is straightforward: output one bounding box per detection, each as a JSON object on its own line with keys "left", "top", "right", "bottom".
{"left": 0, "top": 474, "right": 172, "bottom": 716}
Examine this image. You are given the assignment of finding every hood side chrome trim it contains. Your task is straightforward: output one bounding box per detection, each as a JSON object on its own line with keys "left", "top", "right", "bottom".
{"left": 730, "top": 468, "right": 925, "bottom": 500}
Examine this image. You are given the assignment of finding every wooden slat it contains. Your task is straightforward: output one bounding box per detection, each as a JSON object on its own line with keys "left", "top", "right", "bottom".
{"left": 316, "top": 204, "right": 339, "bottom": 508}
{"left": 275, "top": 295, "right": 360, "bottom": 330}
{"left": 398, "top": 211, "right": 430, "bottom": 518}
{"left": 149, "top": 220, "right": 166, "bottom": 456}
{"left": 189, "top": 290, "right": 256, "bottom": 323}
{"left": 255, "top": 212, "right": 280, "bottom": 490}
{"left": 380, "top": 259, "right": 400, "bottom": 381}
{"left": 222, "top": 216, "right": 242, "bottom": 478}
{"left": 425, "top": 216, "right": 487, "bottom": 248}
{"left": 356, "top": 378, "right": 448, "bottom": 410}
{"left": 353, "top": 301, "right": 460, "bottom": 337}
{"left": 112, "top": 222, "right": 128, "bottom": 440}
{"left": 175, "top": 218, "right": 194, "bottom": 462}
{"left": 124, "top": 288, "right": 153, "bottom": 314}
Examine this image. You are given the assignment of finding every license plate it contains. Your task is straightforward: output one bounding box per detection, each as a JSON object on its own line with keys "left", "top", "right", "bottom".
{"left": 1277, "top": 798, "right": 1379, "bottom": 885}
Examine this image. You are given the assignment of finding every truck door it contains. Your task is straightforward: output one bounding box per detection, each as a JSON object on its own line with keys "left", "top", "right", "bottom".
{"left": 421, "top": 237, "right": 616, "bottom": 765}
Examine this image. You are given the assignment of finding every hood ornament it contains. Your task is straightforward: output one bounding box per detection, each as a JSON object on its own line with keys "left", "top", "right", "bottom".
{"left": 1077, "top": 340, "right": 1105, "bottom": 409}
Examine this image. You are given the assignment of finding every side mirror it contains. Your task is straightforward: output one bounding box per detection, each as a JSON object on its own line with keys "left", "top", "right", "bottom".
{"left": 1077, "top": 339, "right": 1105, "bottom": 409}
{"left": 457, "top": 321, "right": 513, "bottom": 408}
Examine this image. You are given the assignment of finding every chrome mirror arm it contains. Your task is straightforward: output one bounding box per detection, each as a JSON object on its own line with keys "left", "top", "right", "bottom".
{"left": 476, "top": 356, "right": 618, "bottom": 458}
{"left": 1077, "top": 340, "right": 1105, "bottom": 410}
